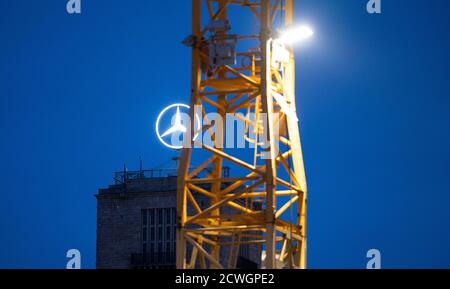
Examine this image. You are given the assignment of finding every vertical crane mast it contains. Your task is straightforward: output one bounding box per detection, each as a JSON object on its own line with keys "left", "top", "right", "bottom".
{"left": 177, "top": 0, "right": 307, "bottom": 269}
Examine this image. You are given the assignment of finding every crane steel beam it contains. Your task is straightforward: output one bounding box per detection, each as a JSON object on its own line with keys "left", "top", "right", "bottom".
{"left": 177, "top": 0, "right": 307, "bottom": 269}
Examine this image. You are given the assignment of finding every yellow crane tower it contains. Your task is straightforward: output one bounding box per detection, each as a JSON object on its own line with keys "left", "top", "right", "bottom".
{"left": 176, "top": 0, "right": 308, "bottom": 269}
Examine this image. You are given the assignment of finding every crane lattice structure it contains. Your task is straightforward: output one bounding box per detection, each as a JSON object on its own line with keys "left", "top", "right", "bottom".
{"left": 177, "top": 0, "right": 307, "bottom": 269}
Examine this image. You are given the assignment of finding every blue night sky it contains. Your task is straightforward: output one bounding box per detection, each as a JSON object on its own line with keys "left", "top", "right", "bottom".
{"left": 0, "top": 0, "right": 449, "bottom": 269}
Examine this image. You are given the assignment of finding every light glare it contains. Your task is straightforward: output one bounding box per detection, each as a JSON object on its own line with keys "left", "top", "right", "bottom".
{"left": 278, "top": 25, "right": 314, "bottom": 45}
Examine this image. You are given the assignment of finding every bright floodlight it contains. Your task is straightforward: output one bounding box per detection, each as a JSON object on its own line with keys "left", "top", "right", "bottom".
{"left": 278, "top": 25, "right": 314, "bottom": 45}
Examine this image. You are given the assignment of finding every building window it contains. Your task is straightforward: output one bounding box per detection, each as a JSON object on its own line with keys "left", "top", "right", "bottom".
{"left": 142, "top": 208, "right": 176, "bottom": 267}
{"left": 150, "top": 209, "right": 155, "bottom": 225}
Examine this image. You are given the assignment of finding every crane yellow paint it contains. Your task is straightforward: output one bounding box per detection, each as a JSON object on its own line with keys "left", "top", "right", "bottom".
{"left": 177, "top": 0, "right": 308, "bottom": 269}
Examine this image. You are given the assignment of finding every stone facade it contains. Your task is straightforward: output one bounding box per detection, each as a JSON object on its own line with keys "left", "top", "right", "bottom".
{"left": 96, "top": 172, "right": 261, "bottom": 269}
{"left": 96, "top": 177, "right": 178, "bottom": 269}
